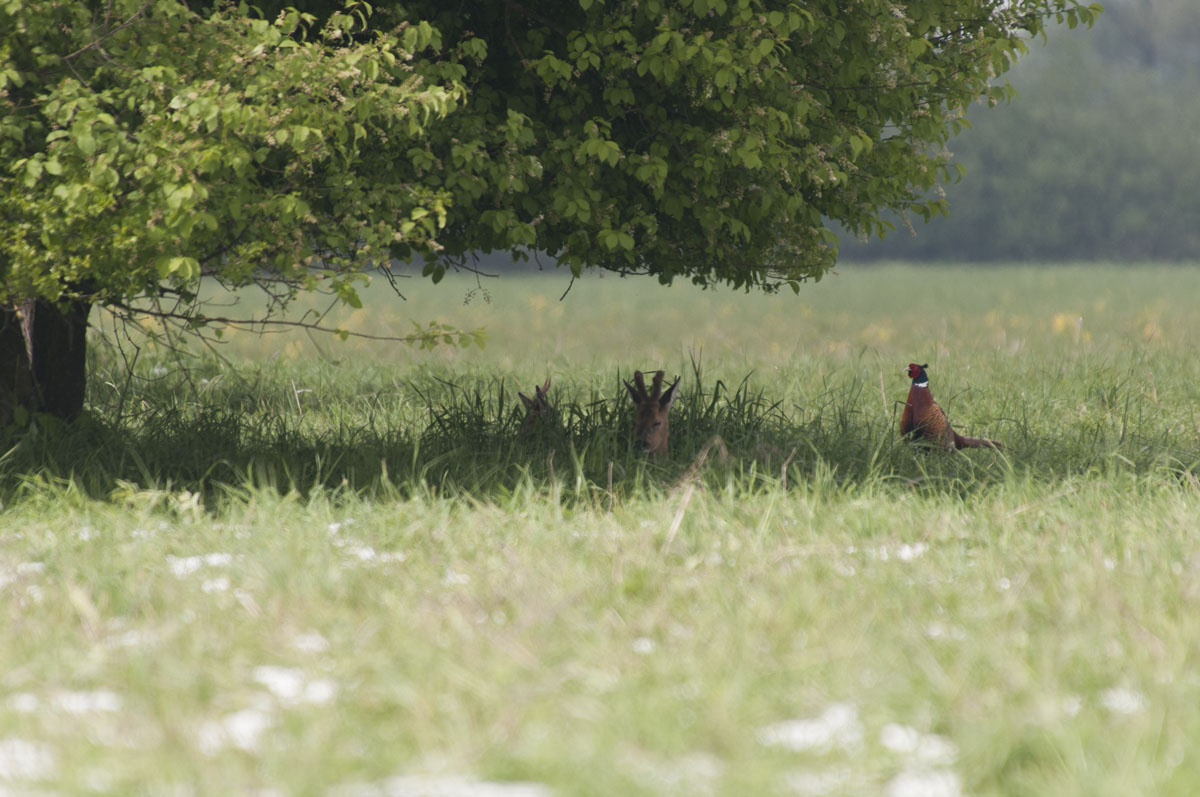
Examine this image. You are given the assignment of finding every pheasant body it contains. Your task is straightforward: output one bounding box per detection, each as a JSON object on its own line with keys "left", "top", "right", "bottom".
{"left": 900, "top": 364, "right": 1002, "bottom": 451}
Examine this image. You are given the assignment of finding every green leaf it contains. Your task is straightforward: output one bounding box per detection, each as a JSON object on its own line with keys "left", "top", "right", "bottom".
{"left": 74, "top": 130, "right": 96, "bottom": 156}
{"left": 337, "top": 283, "right": 363, "bottom": 308}
{"left": 23, "top": 158, "right": 42, "bottom": 185}
{"left": 165, "top": 183, "right": 194, "bottom": 211}
{"left": 155, "top": 256, "right": 200, "bottom": 280}
{"left": 89, "top": 163, "right": 118, "bottom": 188}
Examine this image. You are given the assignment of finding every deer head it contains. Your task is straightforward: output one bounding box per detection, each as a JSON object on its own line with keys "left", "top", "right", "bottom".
{"left": 517, "top": 377, "right": 554, "bottom": 433}
{"left": 624, "top": 370, "right": 681, "bottom": 457}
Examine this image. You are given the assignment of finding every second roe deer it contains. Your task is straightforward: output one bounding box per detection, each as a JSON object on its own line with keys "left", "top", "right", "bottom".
{"left": 624, "top": 369, "right": 681, "bottom": 457}
{"left": 518, "top": 377, "right": 555, "bottom": 433}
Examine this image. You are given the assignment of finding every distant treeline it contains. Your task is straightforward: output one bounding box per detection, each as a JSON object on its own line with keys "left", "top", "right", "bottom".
{"left": 841, "top": 0, "right": 1200, "bottom": 263}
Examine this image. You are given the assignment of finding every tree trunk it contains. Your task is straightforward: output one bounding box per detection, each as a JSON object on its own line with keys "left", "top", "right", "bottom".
{"left": 0, "top": 296, "right": 91, "bottom": 425}
{"left": 0, "top": 305, "right": 39, "bottom": 426}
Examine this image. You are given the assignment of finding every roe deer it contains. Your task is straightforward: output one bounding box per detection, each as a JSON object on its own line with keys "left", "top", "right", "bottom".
{"left": 518, "top": 377, "right": 555, "bottom": 433}
{"left": 624, "top": 370, "right": 681, "bottom": 457}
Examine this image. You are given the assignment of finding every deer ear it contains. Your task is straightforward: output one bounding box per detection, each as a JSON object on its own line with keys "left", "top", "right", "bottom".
{"left": 660, "top": 376, "right": 681, "bottom": 409}
{"left": 518, "top": 392, "right": 534, "bottom": 409}
{"left": 624, "top": 380, "right": 640, "bottom": 403}
{"left": 540, "top": 377, "right": 551, "bottom": 394}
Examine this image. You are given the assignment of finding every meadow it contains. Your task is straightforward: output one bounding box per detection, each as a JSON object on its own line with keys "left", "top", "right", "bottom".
{"left": 3, "top": 263, "right": 1200, "bottom": 796}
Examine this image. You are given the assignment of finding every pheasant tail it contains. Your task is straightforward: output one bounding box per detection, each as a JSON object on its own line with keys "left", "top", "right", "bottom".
{"left": 952, "top": 432, "right": 1003, "bottom": 450}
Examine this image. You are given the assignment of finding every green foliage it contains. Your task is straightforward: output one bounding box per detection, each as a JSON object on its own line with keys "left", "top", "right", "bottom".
{"left": 384, "top": 0, "right": 1101, "bottom": 290}
{"left": 1, "top": 0, "right": 1101, "bottom": 326}
{"left": 1, "top": 0, "right": 460, "bottom": 313}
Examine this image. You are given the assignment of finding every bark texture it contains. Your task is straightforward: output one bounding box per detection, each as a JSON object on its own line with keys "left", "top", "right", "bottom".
{"left": 0, "top": 296, "right": 91, "bottom": 424}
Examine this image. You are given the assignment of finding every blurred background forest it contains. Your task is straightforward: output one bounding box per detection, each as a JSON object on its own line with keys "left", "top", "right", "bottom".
{"left": 841, "top": 0, "right": 1200, "bottom": 263}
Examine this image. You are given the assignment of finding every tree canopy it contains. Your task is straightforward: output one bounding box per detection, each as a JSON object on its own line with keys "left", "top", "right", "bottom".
{"left": 0, "top": 0, "right": 1099, "bottom": 419}
{"left": 2, "top": 1, "right": 460, "bottom": 315}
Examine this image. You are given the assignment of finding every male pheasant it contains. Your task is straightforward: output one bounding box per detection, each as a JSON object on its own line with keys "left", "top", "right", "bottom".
{"left": 900, "top": 363, "right": 1003, "bottom": 451}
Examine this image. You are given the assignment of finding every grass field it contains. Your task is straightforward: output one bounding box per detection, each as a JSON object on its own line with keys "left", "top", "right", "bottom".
{"left": 4, "top": 264, "right": 1200, "bottom": 796}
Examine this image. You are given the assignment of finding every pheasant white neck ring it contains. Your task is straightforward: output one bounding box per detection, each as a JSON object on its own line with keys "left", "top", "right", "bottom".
{"left": 913, "top": 380, "right": 928, "bottom": 388}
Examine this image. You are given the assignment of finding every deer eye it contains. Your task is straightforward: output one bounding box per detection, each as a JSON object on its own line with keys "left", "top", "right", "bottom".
{"left": 653, "top": 421, "right": 662, "bottom": 428}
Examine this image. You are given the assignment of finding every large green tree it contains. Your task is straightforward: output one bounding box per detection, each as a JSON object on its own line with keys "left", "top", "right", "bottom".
{"left": 1, "top": 0, "right": 1099, "bottom": 422}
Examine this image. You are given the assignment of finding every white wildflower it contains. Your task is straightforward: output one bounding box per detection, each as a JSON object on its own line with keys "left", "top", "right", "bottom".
{"left": 758, "top": 703, "right": 862, "bottom": 753}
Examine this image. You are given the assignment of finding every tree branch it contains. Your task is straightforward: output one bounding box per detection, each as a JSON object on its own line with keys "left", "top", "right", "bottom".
{"left": 62, "top": 0, "right": 155, "bottom": 61}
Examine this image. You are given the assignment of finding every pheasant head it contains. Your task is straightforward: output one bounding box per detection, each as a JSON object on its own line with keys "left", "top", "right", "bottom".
{"left": 905, "top": 363, "right": 930, "bottom": 386}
